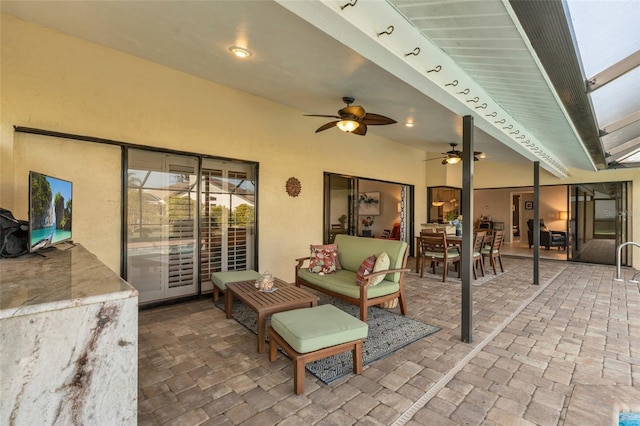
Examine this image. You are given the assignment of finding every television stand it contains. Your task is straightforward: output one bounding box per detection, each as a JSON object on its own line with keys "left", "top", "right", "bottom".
{"left": 29, "top": 241, "right": 76, "bottom": 257}
{"left": 59, "top": 240, "right": 77, "bottom": 250}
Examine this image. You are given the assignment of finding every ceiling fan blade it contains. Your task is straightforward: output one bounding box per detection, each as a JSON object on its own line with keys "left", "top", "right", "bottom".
{"left": 339, "top": 105, "right": 366, "bottom": 118}
{"left": 352, "top": 123, "right": 368, "bottom": 135}
{"left": 315, "top": 121, "right": 339, "bottom": 133}
{"left": 305, "top": 114, "right": 341, "bottom": 119}
{"left": 442, "top": 159, "right": 448, "bottom": 165}
{"left": 360, "top": 113, "right": 397, "bottom": 125}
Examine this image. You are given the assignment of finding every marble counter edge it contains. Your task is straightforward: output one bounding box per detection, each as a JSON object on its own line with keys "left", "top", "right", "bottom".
{"left": 0, "top": 288, "right": 139, "bottom": 320}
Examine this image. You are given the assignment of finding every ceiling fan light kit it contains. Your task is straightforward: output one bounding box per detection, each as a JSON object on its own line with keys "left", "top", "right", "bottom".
{"left": 337, "top": 119, "right": 359, "bottom": 132}
{"left": 442, "top": 143, "right": 483, "bottom": 165}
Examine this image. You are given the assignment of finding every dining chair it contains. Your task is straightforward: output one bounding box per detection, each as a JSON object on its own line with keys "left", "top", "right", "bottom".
{"left": 472, "top": 231, "right": 487, "bottom": 279}
{"left": 481, "top": 230, "right": 504, "bottom": 274}
{"left": 419, "top": 232, "right": 461, "bottom": 282}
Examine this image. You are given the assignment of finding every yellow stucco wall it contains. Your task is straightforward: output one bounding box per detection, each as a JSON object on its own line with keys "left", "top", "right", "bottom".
{"left": 0, "top": 14, "right": 427, "bottom": 280}
{"left": 3, "top": 14, "right": 640, "bottom": 278}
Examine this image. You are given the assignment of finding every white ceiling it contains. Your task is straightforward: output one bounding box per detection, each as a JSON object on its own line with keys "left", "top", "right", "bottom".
{"left": 2, "top": 0, "right": 618, "bottom": 177}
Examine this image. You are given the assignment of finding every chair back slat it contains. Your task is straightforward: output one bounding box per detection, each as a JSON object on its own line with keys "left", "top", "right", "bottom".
{"left": 419, "top": 232, "right": 447, "bottom": 255}
{"left": 491, "top": 230, "right": 504, "bottom": 251}
{"left": 473, "top": 231, "right": 487, "bottom": 254}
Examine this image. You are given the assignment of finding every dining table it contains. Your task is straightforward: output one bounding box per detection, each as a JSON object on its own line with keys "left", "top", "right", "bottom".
{"left": 415, "top": 233, "right": 496, "bottom": 275}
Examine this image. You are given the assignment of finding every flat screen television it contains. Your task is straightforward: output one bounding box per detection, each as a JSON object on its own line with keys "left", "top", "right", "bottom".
{"left": 28, "top": 171, "right": 73, "bottom": 252}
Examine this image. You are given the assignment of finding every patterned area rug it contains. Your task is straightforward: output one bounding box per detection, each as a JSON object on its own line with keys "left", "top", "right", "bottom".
{"left": 217, "top": 295, "right": 440, "bottom": 384}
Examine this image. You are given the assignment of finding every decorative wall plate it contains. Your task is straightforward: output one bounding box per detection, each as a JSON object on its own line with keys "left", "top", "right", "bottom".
{"left": 286, "top": 177, "right": 301, "bottom": 197}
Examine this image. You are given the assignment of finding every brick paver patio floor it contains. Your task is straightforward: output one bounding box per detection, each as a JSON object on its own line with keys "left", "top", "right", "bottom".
{"left": 138, "top": 256, "right": 640, "bottom": 425}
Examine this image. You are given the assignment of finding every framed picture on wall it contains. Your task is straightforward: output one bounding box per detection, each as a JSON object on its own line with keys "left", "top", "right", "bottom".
{"left": 524, "top": 201, "right": 533, "bottom": 210}
{"left": 358, "top": 192, "right": 381, "bottom": 215}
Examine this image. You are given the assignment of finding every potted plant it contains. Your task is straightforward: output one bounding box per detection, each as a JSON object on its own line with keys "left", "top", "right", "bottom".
{"left": 445, "top": 211, "right": 456, "bottom": 224}
{"left": 361, "top": 216, "right": 374, "bottom": 237}
{"left": 338, "top": 214, "right": 348, "bottom": 230}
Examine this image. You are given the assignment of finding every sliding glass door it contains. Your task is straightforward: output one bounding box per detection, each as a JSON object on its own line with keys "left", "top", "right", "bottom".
{"left": 323, "top": 172, "right": 413, "bottom": 250}
{"left": 126, "top": 150, "right": 199, "bottom": 304}
{"left": 568, "top": 182, "right": 629, "bottom": 265}
{"left": 200, "top": 159, "right": 256, "bottom": 293}
{"left": 126, "top": 150, "right": 257, "bottom": 304}
{"left": 324, "top": 174, "right": 357, "bottom": 243}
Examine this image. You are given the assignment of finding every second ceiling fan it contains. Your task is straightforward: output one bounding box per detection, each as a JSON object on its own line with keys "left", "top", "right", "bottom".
{"left": 305, "top": 97, "right": 396, "bottom": 136}
{"left": 427, "top": 143, "right": 484, "bottom": 165}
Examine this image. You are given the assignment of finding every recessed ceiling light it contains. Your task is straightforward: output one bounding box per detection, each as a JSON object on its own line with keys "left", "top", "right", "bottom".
{"left": 229, "top": 46, "right": 252, "bottom": 58}
{"left": 405, "top": 122, "right": 414, "bottom": 127}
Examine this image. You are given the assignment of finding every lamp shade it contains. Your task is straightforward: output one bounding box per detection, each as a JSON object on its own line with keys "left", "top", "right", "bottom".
{"left": 432, "top": 201, "right": 445, "bottom": 207}
{"left": 337, "top": 120, "right": 359, "bottom": 132}
{"left": 445, "top": 157, "right": 462, "bottom": 165}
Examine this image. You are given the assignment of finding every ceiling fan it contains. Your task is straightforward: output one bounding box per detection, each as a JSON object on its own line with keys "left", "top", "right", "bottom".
{"left": 304, "top": 97, "right": 396, "bottom": 135}
{"left": 426, "top": 143, "right": 484, "bottom": 165}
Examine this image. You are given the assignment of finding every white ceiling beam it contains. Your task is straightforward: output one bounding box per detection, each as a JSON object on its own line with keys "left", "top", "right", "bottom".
{"left": 587, "top": 50, "right": 640, "bottom": 92}
{"left": 601, "top": 111, "right": 640, "bottom": 135}
{"left": 606, "top": 135, "right": 640, "bottom": 158}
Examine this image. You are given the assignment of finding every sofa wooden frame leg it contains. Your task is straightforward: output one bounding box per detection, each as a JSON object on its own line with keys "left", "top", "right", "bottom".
{"left": 267, "top": 326, "right": 363, "bottom": 395}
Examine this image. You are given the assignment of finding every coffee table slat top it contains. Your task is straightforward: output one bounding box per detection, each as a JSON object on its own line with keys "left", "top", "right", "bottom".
{"left": 227, "top": 280, "right": 317, "bottom": 314}
{"left": 224, "top": 278, "right": 319, "bottom": 353}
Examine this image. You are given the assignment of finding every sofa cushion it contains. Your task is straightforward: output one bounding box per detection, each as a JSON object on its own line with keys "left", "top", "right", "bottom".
{"left": 297, "top": 269, "right": 400, "bottom": 299}
{"left": 356, "top": 255, "right": 376, "bottom": 286}
{"left": 334, "top": 235, "right": 407, "bottom": 283}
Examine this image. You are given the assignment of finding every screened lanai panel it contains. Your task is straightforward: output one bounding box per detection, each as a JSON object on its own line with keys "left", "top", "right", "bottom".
{"left": 566, "top": 0, "right": 640, "bottom": 165}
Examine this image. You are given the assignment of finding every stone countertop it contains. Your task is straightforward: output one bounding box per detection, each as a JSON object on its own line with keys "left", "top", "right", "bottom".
{"left": 0, "top": 244, "right": 137, "bottom": 319}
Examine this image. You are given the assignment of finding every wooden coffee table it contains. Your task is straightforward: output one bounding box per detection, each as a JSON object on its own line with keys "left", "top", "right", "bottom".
{"left": 225, "top": 278, "right": 319, "bottom": 353}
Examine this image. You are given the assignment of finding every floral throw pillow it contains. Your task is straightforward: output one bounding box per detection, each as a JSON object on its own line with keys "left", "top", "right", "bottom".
{"left": 310, "top": 244, "right": 342, "bottom": 271}
{"left": 356, "top": 255, "right": 377, "bottom": 286}
{"left": 309, "top": 244, "right": 339, "bottom": 274}
{"left": 370, "top": 251, "right": 390, "bottom": 286}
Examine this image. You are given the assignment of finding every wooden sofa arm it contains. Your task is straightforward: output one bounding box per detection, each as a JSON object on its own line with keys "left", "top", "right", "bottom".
{"left": 295, "top": 257, "right": 311, "bottom": 275}
{"left": 358, "top": 268, "right": 411, "bottom": 289}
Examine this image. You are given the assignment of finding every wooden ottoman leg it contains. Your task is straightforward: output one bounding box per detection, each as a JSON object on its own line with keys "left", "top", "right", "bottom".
{"left": 353, "top": 341, "right": 363, "bottom": 374}
{"left": 213, "top": 286, "right": 219, "bottom": 302}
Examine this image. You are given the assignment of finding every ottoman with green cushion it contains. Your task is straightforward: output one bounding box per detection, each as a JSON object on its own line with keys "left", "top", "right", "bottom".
{"left": 211, "top": 270, "right": 260, "bottom": 302}
{"left": 267, "top": 304, "right": 368, "bottom": 395}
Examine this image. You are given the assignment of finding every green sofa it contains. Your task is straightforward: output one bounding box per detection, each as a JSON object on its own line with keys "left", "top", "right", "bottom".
{"left": 295, "top": 234, "right": 409, "bottom": 322}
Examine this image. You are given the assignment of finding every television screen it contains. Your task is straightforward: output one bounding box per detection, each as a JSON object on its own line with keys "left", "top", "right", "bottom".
{"left": 28, "top": 171, "right": 73, "bottom": 252}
